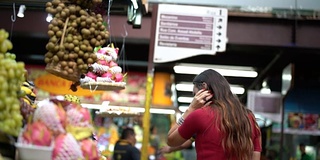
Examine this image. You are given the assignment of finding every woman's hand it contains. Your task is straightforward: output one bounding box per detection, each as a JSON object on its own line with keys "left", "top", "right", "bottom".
{"left": 159, "top": 146, "right": 171, "bottom": 154}
{"left": 189, "top": 89, "right": 213, "bottom": 111}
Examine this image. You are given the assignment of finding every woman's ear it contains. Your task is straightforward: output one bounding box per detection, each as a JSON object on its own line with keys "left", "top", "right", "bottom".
{"left": 202, "top": 82, "right": 208, "bottom": 90}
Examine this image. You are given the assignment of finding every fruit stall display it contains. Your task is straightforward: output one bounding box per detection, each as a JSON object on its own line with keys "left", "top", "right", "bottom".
{"left": 0, "top": 29, "right": 27, "bottom": 158}
{"left": 16, "top": 97, "right": 102, "bottom": 160}
{"left": 43, "top": 0, "right": 126, "bottom": 92}
{"left": 0, "top": 29, "right": 25, "bottom": 136}
{"left": 44, "top": 0, "right": 108, "bottom": 82}
{"left": 80, "top": 44, "right": 126, "bottom": 91}
{"left": 20, "top": 77, "right": 37, "bottom": 126}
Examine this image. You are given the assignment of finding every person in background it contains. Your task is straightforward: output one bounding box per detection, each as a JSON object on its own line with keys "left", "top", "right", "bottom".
{"left": 299, "top": 143, "right": 312, "bottom": 160}
{"left": 113, "top": 127, "right": 140, "bottom": 160}
{"left": 149, "top": 126, "right": 161, "bottom": 160}
{"left": 167, "top": 69, "right": 262, "bottom": 160}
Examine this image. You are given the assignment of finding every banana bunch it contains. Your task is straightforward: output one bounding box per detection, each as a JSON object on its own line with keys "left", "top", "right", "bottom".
{"left": 21, "top": 81, "right": 36, "bottom": 108}
{"left": 20, "top": 80, "right": 37, "bottom": 124}
{"left": 64, "top": 94, "right": 81, "bottom": 104}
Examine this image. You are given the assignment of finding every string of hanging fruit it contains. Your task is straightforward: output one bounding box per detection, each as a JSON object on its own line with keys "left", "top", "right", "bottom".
{"left": 44, "top": 0, "right": 109, "bottom": 83}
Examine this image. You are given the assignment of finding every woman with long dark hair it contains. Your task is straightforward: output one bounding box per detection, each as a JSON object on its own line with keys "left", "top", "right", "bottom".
{"left": 167, "top": 69, "right": 261, "bottom": 160}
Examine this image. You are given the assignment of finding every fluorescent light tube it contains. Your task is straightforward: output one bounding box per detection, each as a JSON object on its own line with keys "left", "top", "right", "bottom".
{"left": 177, "top": 97, "right": 194, "bottom": 103}
{"left": 177, "top": 84, "right": 244, "bottom": 103}
{"left": 178, "top": 105, "right": 189, "bottom": 112}
{"left": 176, "top": 82, "right": 245, "bottom": 94}
{"left": 174, "top": 63, "right": 258, "bottom": 78}
{"left": 150, "top": 108, "right": 175, "bottom": 114}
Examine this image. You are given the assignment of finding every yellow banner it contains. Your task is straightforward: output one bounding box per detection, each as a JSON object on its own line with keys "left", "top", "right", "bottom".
{"left": 152, "top": 72, "right": 173, "bottom": 107}
{"left": 34, "top": 73, "right": 103, "bottom": 96}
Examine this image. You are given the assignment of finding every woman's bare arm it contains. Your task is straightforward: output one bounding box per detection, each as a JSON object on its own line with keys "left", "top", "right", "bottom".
{"left": 252, "top": 151, "right": 260, "bottom": 160}
{"left": 160, "top": 139, "right": 193, "bottom": 154}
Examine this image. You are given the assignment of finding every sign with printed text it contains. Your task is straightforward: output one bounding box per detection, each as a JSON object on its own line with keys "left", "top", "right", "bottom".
{"left": 153, "top": 4, "right": 228, "bottom": 63}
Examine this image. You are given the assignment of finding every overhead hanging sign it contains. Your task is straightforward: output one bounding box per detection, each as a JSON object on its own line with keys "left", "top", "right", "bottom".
{"left": 153, "top": 4, "right": 228, "bottom": 63}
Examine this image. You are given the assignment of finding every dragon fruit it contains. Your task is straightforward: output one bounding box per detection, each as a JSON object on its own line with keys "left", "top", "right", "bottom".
{"left": 53, "top": 133, "right": 84, "bottom": 160}
{"left": 101, "top": 72, "right": 113, "bottom": 78}
{"left": 66, "top": 104, "right": 94, "bottom": 140}
{"left": 21, "top": 121, "right": 52, "bottom": 146}
{"left": 86, "top": 72, "right": 98, "bottom": 80}
{"left": 33, "top": 100, "right": 66, "bottom": 135}
{"left": 108, "top": 61, "right": 117, "bottom": 67}
{"left": 80, "top": 139, "right": 100, "bottom": 160}
{"left": 98, "top": 59, "right": 108, "bottom": 65}
{"left": 67, "top": 104, "right": 92, "bottom": 127}
{"left": 114, "top": 73, "right": 123, "bottom": 82}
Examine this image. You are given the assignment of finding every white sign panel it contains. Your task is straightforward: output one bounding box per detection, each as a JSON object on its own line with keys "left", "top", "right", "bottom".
{"left": 153, "top": 4, "right": 228, "bottom": 63}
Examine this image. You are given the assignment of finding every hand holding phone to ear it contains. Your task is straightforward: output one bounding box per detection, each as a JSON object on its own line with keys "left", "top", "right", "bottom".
{"left": 189, "top": 89, "right": 213, "bottom": 111}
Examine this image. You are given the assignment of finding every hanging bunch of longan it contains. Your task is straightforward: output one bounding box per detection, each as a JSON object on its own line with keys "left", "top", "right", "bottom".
{"left": 68, "top": 0, "right": 103, "bottom": 9}
{"left": 44, "top": 0, "right": 109, "bottom": 81}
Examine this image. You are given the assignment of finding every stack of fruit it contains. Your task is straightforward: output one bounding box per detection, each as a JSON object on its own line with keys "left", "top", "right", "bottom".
{"left": 20, "top": 79, "right": 37, "bottom": 125}
{"left": 64, "top": 94, "right": 81, "bottom": 104}
{"left": 80, "top": 45, "right": 126, "bottom": 91}
{"left": 0, "top": 29, "right": 26, "bottom": 137}
{"left": 17, "top": 98, "right": 101, "bottom": 160}
{"left": 44, "top": 0, "right": 109, "bottom": 82}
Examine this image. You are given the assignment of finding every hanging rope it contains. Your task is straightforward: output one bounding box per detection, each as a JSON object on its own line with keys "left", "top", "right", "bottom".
{"left": 10, "top": 3, "right": 16, "bottom": 41}
{"left": 107, "top": 0, "right": 113, "bottom": 44}
{"left": 118, "top": 24, "right": 128, "bottom": 74}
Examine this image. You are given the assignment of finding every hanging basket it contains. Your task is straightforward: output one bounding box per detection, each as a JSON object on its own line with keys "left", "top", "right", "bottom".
{"left": 80, "top": 82, "right": 126, "bottom": 91}
{"left": 45, "top": 61, "right": 81, "bottom": 82}
{"left": 45, "top": 17, "right": 80, "bottom": 82}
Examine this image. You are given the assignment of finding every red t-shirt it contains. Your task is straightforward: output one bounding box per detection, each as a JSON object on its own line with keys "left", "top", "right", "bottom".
{"left": 178, "top": 107, "right": 261, "bottom": 160}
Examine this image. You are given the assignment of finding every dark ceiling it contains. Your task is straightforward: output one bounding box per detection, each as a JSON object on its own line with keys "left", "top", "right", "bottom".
{"left": 1, "top": 0, "right": 320, "bottom": 107}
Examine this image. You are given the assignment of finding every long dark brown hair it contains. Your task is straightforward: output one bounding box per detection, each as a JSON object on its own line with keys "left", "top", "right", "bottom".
{"left": 193, "top": 69, "right": 260, "bottom": 160}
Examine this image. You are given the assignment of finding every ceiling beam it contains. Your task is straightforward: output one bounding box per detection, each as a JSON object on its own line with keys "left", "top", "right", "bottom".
{"left": 239, "top": 52, "right": 284, "bottom": 102}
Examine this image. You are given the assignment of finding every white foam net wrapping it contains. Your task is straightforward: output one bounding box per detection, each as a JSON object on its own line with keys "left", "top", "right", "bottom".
{"left": 53, "top": 133, "right": 84, "bottom": 160}
{"left": 80, "top": 76, "right": 95, "bottom": 83}
{"left": 96, "top": 54, "right": 112, "bottom": 62}
{"left": 67, "top": 108, "right": 91, "bottom": 127}
{"left": 33, "top": 100, "right": 65, "bottom": 134}
{"left": 91, "top": 63, "right": 109, "bottom": 74}
{"left": 100, "top": 47, "right": 117, "bottom": 60}
{"left": 96, "top": 77, "right": 113, "bottom": 83}
{"left": 109, "top": 66, "right": 122, "bottom": 74}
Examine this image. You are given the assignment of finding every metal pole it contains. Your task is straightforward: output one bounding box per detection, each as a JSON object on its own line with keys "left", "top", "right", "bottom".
{"left": 279, "top": 64, "right": 294, "bottom": 160}
{"left": 140, "top": 4, "right": 158, "bottom": 160}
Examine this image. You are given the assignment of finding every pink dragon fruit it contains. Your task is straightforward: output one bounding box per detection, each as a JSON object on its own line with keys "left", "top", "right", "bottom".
{"left": 115, "top": 48, "right": 119, "bottom": 54}
{"left": 86, "top": 72, "right": 97, "bottom": 80}
{"left": 33, "top": 100, "right": 67, "bottom": 136}
{"left": 108, "top": 61, "right": 118, "bottom": 67}
{"left": 97, "top": 49, "right": 106, "bottom": 55}
{"left": 66, "top": 104, "right": 94, "bottom": 140}
{"left": 53, "top": 133, "right": 84, "bottom": 160}
{"left": 98, "top": 59, "right": 108, "bottom": 65}
{"left": 80, "top": 139, "right": 100, "bottom": 160}
{"left": 101, "top": 72, "right": 113, "bottom": 79}
{"left": 114, "top": 73, "right": 123, "bottom": 82}
{"left": 21, "top": 121, "right": 52, "bottom": 146}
